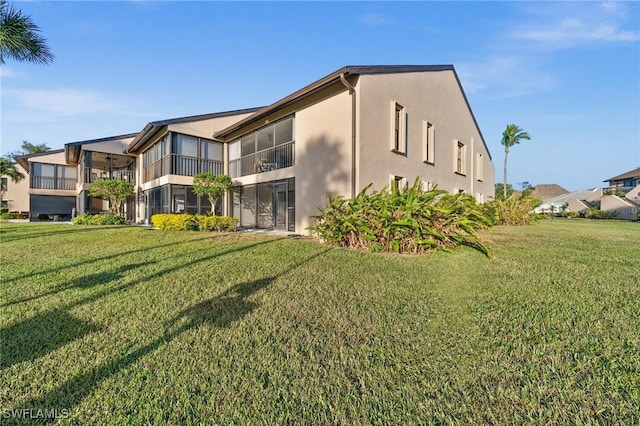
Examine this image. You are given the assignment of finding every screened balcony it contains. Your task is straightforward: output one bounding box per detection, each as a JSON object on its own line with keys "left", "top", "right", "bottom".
{"left": 82, "top": 152, "right": 136, "bottom": 185}
{"left": 30, "top": 163, "right": 77, "bottom": 190}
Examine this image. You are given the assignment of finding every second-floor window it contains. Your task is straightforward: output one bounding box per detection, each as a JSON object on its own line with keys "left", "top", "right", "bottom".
{"left": 391, "top": 102, "right": 406, "bottom": 154}
{"left": 455, "top": 141, "right": 466, "bottom": 175}
{"left": 31, "top": 163, "right": 76, "bottom": 190}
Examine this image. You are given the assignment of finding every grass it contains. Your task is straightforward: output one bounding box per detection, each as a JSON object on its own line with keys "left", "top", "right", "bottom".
{"left": 0, "top": 219, "right": 639, "bottom": 424}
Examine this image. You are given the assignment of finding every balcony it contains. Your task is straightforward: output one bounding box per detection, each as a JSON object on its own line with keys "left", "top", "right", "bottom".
{"left": 84, "top": 168, "right": 136, "bottom": 184}
{"left": 30, "top": 176, "right": 76, "bottom": 190}
{"left": 230, "top": 141, "right": 294, "bottom": 178}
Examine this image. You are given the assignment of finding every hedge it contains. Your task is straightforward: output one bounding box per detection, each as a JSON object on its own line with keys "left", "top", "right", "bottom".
{"left": 151, "top": 214, "right": 238, "bottom": 232}
{"left": 73, "top": 213, "right": 126, "bottom": 225}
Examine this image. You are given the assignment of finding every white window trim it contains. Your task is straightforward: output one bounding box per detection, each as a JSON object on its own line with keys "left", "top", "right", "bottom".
{"left": 422, "top": 121, "right": 435, "bottom": 164}
{"left": 390, "top": 174, "right": 407, "bottom": 190}
{"left": 454, "top": 139, "right": 466, "bottom": 175}
{"left": 390, "top": 101, "right": 407, "bottom": 154}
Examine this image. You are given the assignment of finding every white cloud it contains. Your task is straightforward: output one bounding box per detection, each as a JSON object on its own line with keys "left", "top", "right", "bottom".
{"left": 456, "top": 56, "right": 555, "bottom": 99}
{"left": 512, "top": 2, "right": 639, "bottom": 49}
{"left": 360, "top": 12, "right": 395, "bottom": 26}
{"left": 2, "top": 87, "right": 148, "bottom": 117}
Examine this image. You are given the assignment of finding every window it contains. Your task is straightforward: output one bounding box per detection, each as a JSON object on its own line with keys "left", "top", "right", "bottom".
{"left": 391, "top": 101, "right": 406, "bottom": 153}
{"left": 421, "top": 181, "right": 432, "bottom": 191}
{"left": 1, "top": 177, "right": 7, "bottom": 191}
{"left": 423, "top": 121, "right": 435, "bottom": 164}
{"left": 476, "top": 153, "right": 483, "bottom": 182}
{"left": 455, "top": 141, "right": 466, "bottom": 175}
{"left": 391, "top": 175, "right": 406, "bottom": 191}
{"left": 229, "top": 116, "right": 295, "bottom": 178}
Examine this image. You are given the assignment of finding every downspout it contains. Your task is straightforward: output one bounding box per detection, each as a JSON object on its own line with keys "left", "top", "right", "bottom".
{"left": 340, "top": 73, "right": 357, "bottom": 199}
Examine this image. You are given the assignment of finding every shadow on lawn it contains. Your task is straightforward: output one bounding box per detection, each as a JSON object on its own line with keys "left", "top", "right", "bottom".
{"left": 0, "top": 262, "right": 150, "bottom": 308}
{"left": 0, "top": 309, "right": 101, "bottom": 370}
{"left": 14, "top": 248, "right": 329, "bottom": 416}
{"left": 0, "top": 225, "right": 105, "bottom": 243}
{"left": 2, "top": 234, "right": 217, "bottom": 285}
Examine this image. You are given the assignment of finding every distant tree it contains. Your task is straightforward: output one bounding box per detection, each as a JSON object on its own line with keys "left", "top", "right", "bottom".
{"left": 89, "top": 180, "right": 134, "bottom": 217}
{"left": 501, "top": 124, "right": 531, "bottom": 199}
{"left": 4, "top": 140, "right": 51, "bottom": 161}
{"left": 0, "top": 0, "right": 53, "bottom": 64}
{"left": 494, "top": 183, "right": 515, "bottom": 200}
{"left": 0, "top": 157, "right": 25, "bottom": 206}
{"left": 192, "top": 173, "right": 232, "bottom": 215}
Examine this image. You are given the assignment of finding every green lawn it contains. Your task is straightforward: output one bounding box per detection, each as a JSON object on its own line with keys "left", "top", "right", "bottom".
{"left": 1, "top": 220, "right": 638, "bottom": 424}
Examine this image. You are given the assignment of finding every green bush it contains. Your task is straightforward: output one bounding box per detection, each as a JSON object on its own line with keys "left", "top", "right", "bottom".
{"left": 0, "top": 212, "right": 19, "bottom": 220}
{"left": 151, "top": 214, "right": 199, "bottom": 231}
{"left": 481, "top": 194, "right": 541, "bottom": 226}
{"left": 309, "top": 178, "right": 493, "bottom": 256}
{"left": 582, "top": 208, "right": 618, "bottom": 220}
{"left": 151, "top": 213, "right": 238, "bottom": 232}
{"left": 0, "top": 207, "right": 8, "bottom": 214}
{"left": 73, "top": 213, "right": 125, "bottom": 225}
{"left": 196, "top": 215, "right": 238, "bottom": 231}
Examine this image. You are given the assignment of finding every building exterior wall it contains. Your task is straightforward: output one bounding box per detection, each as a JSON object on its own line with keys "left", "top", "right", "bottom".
{"left": 624, "top": 184, "right": 640, "bottom": 206}
{"left": 356, "top": 71, "right": 495, "bottom": 201}
{"left": 293, "top": 88, "right": 353, "bottom": 233}
{"left": 601, "top": 195, "right": 638, "bottom": 221}
{"left": 2, "top": 163, "right": 30, "bottom": 213}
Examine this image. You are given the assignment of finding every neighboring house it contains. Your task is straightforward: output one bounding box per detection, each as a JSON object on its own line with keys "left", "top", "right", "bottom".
{"left": 601, "top": 192, "right": 638, "bottom": 221}
{"left": 1, "top": 162, "right": 30, "bottom": 215}
{"left": 8, "top": 65, "right": 496, "bottom": 230}
{"left": 530, "top": 184, "right": 568, "bottom": 202}
{"left": 601, "top": 167, "right": 640, "bottom": 220}
{"left": 604, "top": 167, "right": 640, "bottom": 192}
{"left": 534, "top": 188, "right": 602, "bottom": 214}
{"left": 16, "top": 150, "right": 77, "bottom": 221}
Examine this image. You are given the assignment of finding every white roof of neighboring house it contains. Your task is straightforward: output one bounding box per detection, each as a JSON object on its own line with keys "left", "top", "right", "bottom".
{"left": 541, "top": 188, "right": 602, "bottom": 206}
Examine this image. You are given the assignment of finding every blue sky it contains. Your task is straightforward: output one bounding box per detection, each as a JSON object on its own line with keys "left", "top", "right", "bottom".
{"left": 1, "top": 1, "right": 638, "bottom": 191}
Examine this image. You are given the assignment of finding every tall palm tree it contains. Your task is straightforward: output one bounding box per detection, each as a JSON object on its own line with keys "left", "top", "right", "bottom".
{"left": 501, "top": 124, "right": 531, "bottom": 199}
{"left": 0, "top": 0, "right": 53, "bottom": 64}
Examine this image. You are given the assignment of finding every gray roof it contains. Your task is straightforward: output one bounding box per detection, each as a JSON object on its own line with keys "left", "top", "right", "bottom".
{"left": 604, "top": 167, "right": 640, "bottom": 183}
{"left": 126, "top": 108, "right": 263, "bottom": 153}
{"left": 65, "top": 133, "right": 139, "bottom": 164}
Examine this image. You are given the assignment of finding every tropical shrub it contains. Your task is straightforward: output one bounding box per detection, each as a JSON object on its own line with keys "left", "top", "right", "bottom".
{"left": 309, "top": 178, "right": 493, "bottom": 256}
{"left": 73, "top": 213, "right": 125, "bottom": 225}
{"left": 150, "top": 213, "right": 238, "bottom": 231}
{"left": 196, "top": 215, "right": 238, "bottom": 231}
{"left": 481, "top": 194, "right": 541, "bottom": 226}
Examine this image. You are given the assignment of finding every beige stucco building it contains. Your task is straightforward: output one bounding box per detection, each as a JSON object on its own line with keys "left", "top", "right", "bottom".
{"left": 10, "top": 65, "right": 496, "bottom": 231}
{"left": 1, "top": 163, "right": 30, "bottom": 214}
{"left": 213, "top": 65, "right": 495, "bottom": 233}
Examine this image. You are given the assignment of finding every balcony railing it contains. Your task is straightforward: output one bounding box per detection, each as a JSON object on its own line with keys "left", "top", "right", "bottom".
{"left": 230, "top": 141, "right": 295, "bottom": 178}
{"left": 84, "top": 168, "right": 135, "bottom": 184}
{"left": 30, "top": 176, "right": 76, "bottom": 190}
{"left": 172, "top": 154, "right": 223, "bottom": 176}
